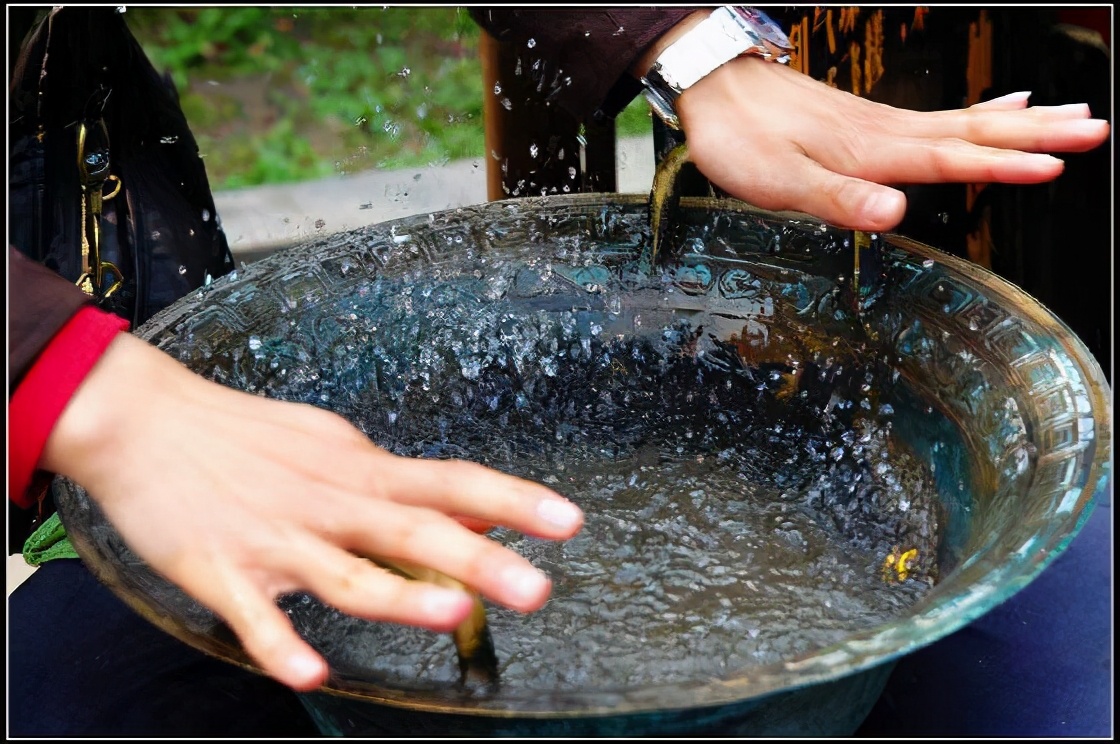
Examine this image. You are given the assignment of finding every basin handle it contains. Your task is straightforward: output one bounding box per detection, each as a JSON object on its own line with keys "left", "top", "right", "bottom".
{"left": 367, "top": 556, "right": 500, "bottom": 689}
{"left": 648, "top": 142, "right": 693, "bottom": 268}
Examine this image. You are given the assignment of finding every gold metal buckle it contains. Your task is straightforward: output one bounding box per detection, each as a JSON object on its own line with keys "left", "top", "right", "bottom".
{"left": 75, "top": 121, "right": 123, "bottom": 297}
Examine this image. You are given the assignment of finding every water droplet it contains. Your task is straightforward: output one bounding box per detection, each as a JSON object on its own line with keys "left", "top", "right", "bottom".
{"left": 922, "top": 259, "right": 935, "bottom": 268}
{"left": 201, "top": 209, "right": 211, "bottom": 222}
{"left": 493, "top": 82, "right": 502, "bottom": 95}
{"left": 501, "top": 97, "right": 513, "bottom": 110}
{"left": 177, "top": 265, "right": 187, "bottom": 275}
{"left": 159, "top": 135, "right": 179, "bottom": 144}
{"left": 527, "top": 38, "right": 537, "bottom": 48}
{"left": 248, "top": 336, "right": 262, "bottom": 351}
{"left": 529, "top": 143, "right": 539, "bottom": 159}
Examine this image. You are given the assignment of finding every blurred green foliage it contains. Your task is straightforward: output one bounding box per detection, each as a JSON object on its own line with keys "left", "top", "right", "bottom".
{"left": 123, "top": 6, "right": 652, "bottom": 191}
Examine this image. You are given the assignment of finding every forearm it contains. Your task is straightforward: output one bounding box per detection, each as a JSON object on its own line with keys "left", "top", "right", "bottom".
{"left": 38, "top": 332, "right": 184, "bottom": 497}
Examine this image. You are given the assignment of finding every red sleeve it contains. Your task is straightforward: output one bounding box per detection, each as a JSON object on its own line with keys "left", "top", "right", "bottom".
{"left": 9, "top": 306, "right": 130, "bottom": 508}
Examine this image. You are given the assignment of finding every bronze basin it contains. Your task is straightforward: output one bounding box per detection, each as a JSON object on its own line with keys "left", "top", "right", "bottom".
{"left": 54, "top": 193, "right": 1112, "bottom": 736}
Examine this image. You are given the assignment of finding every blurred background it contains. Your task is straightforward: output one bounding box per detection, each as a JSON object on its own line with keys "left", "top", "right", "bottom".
{"left": 121, "top": 6, "right": 654, "bottom": 191}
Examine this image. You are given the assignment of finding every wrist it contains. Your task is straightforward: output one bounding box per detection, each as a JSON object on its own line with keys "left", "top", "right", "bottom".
{"left": 9, "top": 307, "right": 129, "bottom": 506}
{"left": 39, "top": 333, "right": 169, "bottom": 492}
{"left": 634, "top": 7, "right": 792, "bottom": 131}
{"left": 675, "top": 53, "right": 776, "bottom": 130}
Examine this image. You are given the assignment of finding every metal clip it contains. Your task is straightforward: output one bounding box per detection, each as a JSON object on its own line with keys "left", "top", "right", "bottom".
{"left": 75, "top": 118, "right": 123, "bottom": 297}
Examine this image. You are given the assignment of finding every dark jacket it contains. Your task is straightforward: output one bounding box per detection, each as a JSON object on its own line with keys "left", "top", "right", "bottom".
{"left": 469, "top": 8, "right": 692, "bottom": 124}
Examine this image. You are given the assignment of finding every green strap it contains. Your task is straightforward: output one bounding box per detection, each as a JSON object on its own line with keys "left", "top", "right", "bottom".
{"left": 22, "top": 511, "right": 79, "bottom": 565}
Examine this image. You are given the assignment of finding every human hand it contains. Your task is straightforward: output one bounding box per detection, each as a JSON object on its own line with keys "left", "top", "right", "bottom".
{"left": 675, "top": 56, "right": 1110, "bottom": 231}
{"left": 41, "top": 332, "right": 584, "bottom": 692}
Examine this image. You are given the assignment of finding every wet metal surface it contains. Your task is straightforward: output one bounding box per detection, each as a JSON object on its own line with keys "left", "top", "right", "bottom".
{"left": 54, "top": 194, "right": 1110, "bottom": 733}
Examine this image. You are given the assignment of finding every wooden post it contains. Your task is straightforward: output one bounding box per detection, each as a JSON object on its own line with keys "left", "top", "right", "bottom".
{"left": 479, "top": 30, "right": 616, "bottom": 202}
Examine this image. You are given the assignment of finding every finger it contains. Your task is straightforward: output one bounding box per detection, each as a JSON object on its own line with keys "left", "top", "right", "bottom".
{"left": 1014, "top": 102, "right": 1094, "bottom": 120}
{"left": 185, "top": 564, "right": 331, "bottom": 692}
{"left": 225, "top": 408, "right": 583, "bottom": 541}
{"left": 370, "top": 455, "right": 584, "bottom": 540}
{"left": 963, "top": 93, "right": 1094, "bottom": 117}
{"left": 969, "top": 100, "right": 1094, "bottom": 121}
{"left": 911, "top": 108, "right": 1108, "bottom": 153}
{"left": 842, "top": 137, "right": 1066, "bottom": 185}
{"left": 342, "top": 503, "right": 553, "bottom": 613}
{"left": 281, "top": 538, "right": 476, "bottom": 631}
{"left": 711, "top": 152, "right": 908, "bottom": 232}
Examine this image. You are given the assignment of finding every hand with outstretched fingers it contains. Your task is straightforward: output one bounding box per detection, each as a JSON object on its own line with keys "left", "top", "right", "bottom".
{"left": 42, "top": 332, "right": 585, "bottom": 691}
{"left": 675, "top": 55, "right": 1110, "bottom": 231}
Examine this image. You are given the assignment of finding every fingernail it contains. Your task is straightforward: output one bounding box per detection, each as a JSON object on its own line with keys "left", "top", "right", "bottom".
{"left": 865, "top": 190, "right": 905, "bottom": 225}
{"left": 1065, "top": 119, "right": 1108, "bottom": 135}
{"left": 1049, "top": 102, "right": 1091, "bottom": 116}
{"left": 537, "top": 498, "right": 583, "bottom": 529}
{"left": 501, "top": 565, "right": 550, "bottom": 606}
{"left": 422, "top": 587, "right": 471, "bottom": 617}
{"left": 286, "top": 652, "right": 326, "bottom": 684}
{"left": 1024, "top": 153, "right": 1064, "bottom": 166}
{"left": 990, "top": 90, "right": 1031, "bottom": 105}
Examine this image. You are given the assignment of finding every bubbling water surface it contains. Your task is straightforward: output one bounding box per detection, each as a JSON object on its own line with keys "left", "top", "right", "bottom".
{"left": 269, "top": 269, "right": 941, "bottom": 695}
